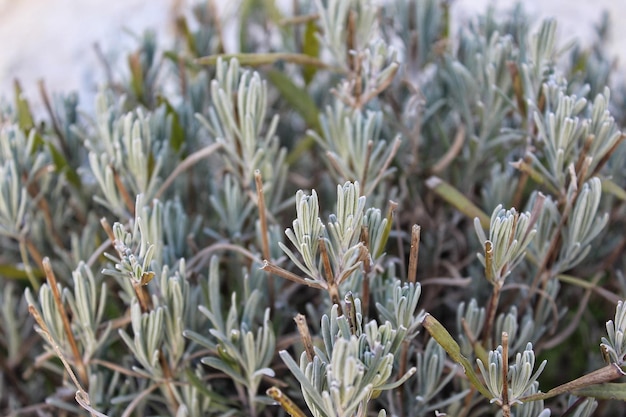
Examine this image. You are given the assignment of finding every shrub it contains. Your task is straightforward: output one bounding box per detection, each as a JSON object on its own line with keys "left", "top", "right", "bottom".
{"left": 1, "top": 1, "right": 626, "bottom": 416}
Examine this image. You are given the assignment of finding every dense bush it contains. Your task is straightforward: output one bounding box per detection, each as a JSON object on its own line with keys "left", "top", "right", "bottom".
{"left": 1, "top": 1, "right": 626, "bottom": 416}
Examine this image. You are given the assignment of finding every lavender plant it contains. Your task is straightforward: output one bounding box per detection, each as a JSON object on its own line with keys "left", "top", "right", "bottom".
{"left": 2, "top": 0, "right": 626, "bottom": 416}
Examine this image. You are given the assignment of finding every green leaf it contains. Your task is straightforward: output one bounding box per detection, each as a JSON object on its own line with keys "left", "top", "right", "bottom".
{"left": 197, "top": 53, "right": 343, "bottom": 73}
{"left": 302, "top": 20, "right": 320, "bottom": 85}
{"left": 572, "top": 382, "right": 626, "bottom": 401}
{"left": 14, "top": 80, "right": 35, "bottom": 132}
{"left": 602, "top": 178, "right": 626, "bottom": 201}
{"left": 175, "top": 16, "right": 197, "bottom": 56}
{"left": 422, "top": 314, "right": 493, "bottom": 399}
{"left": 184, "top": 368, "right": 234, "bottom": 410}
{"left": 520, "top": 365, "right": 626, "bottom": 402}
{"left": 425, "top": 176, "right": 490, "bottom": 229}
{"left": 201, "top": 356, "right": 247, "bottom": 386}
{"left": 128, "top": 52, "right": 144, "bottom": 101}
{"left": 267, "top": 69, "right": 320, "bottom": 133}
{"left": 0, "top": 263, "right": 44, "bottom": 280}
{"left": 47, "top": 142, "right": 81, "bottom": 188}
{"left": 157, "top": 96, "right": 185, "bottom": 152}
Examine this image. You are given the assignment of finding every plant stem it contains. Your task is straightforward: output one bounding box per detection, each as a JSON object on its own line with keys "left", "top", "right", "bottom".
{"left": 407, "top": 224, "right": 421, "bottom": 283}
{"left": 501, "top": 332, "right": 510, "bottom": 417}
{"left": 319, "top": 238, "right": 342, "bottom": 314}
{"left": 42, "top": 258, "right": 89, "bottom": 387}
{"left": 255, "top": 170, "right": 274, "bottom": 313}
{"left": 267, "top": 387, "right": 308, "bottom": 417}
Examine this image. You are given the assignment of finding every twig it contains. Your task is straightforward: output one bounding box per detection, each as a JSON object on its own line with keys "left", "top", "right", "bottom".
{"left": 28, "top": 305, "right": 95, "bottom": 416}
{"left": 501, "top": 332, "right": 510, "bottom": 417}
{"left": 319, "top": 238, "right": 342, "bottom": 314}
{"left": 360, "top": 226, "right": 371, "bottom": 315}
{"left": 38, "top": 79, "right": 70, "bottom": 157}
{"left": 430, "top": 125, "right": 465, "bottom": 175}
{"left": 154, "top": 143, "right": 223, "bottom": 200}
{"left": 267, "top": 387, "right": 308, "bottom": 417}
{"left": 254, "top": 170, "right": 274, "bottom": 311}
{"left": 207, "top": 0, "right": 225, "bottom": 54}
{"left": 197, "top": 53, "right": 345, "bottom": 73}
{"left": 261, "top": 261, "right": 325, "bottom": 290}
{"left": 120, "top": 382, "right": 162, "bottom": 417}
{"left": 407, "top": 224, "right": 421, "bottom": 283}
{"left": 294, "top": 314, "right": 314, "bottom": 362}
{"left": 42, "top": 258, "right": 89, "bottom": 387}
{"left": 360, "top": 140, "right": 373, "bottom": 191}
{"left": 370, "top": 137, "right": 402, "bottom": 195}
{"left": 20, "top": 235, "right": 43, "bottom": 290}
{"left": 188, "top": 242, "right": 263, "bottom": 271}
{"left": 111, "top": 166, "right": 136, "bottom": 216}
{"left": 279, "top": 13, "right": 320, "bottom": 25}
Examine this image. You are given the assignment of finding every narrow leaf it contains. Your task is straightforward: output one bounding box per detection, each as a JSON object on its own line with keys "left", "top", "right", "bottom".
{"left": 422, "top": 314, "right": 492, "bottom": 399}
{"left": 425, "top": 176, "right": 490, "bottom": 229}
{"left": 302, "top": 20, "right": 320, "bottom": 85}
{"left": 14, "top": 80, "right": 35, "bottom": 132}
{"left": 572, "top": 382, "right": 626, "bottom": 401}
{"left": 602, "top": 178, "right": 626, "bottom": 202}
{"left": 267, "top": 69, "right": 320, "bottom": 133}
{"left": 157, "top": 96, "right": 185, "bottom": 152}
{"left": 47, "top": 142, "right": 81, "bottom": 188}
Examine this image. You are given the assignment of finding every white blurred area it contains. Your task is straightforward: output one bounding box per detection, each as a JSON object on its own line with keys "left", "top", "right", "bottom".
{"left": 0, "top": 0, "right": 624, "bottom": 111}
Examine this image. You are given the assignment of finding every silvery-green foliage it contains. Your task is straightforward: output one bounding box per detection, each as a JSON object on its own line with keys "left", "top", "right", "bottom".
{"left": 477, "top": 342, "right": 547, "bottom": 407}
{"left": 388, "top": 0, "right": 446, "bottom": 69}
{"left": 280, "top": 188, "right": 325, "bottom": 282}
{"left": 64, "top": 262, "right": 110, "bottom": 361}
{"left": 456, "top": 26, "right": 516, "bottom": 139}
{"left": 88, "top": 94, "right": 169, "bottom": 217}
{"left": 375, "top": 278, "right": 423, "bottom": 339}
{"left": 558, "top": 177, "right": 607, "bottom": 272}
{"left": 162, "top": 198, "right": 201, "bottom": 263}
{"left": 184, "top": 257, "right": 275, "bottom": 409}
{"left": 526, "top": 193, "right": 560, "bottom": 263}
{"left": 280, "top": 181, "right": 369, "bottom": 287}
{"left": 527, "top": 178, "right": 608, "bottom": 274}
{"left": 0, "top": 128, "right": 45, "bottom": 239}
{"left": 197, "top": 58, "right": 286, "bottom": 210}
{"left": 332, "top": 39, "right": 400, "bottom": 107}
{"left": 601, "top": 300, "right": 626, "bottom": 365}
{"left": 118, "top": 299, "right": 166, "bottom": 377}
{"left": 102, "top": 197, "right": 160, "bottom": 294}
{"left": 412, "top": 338, "right": 468, "bottom": 415}
{"left": 25, "top": 282, "right": 67, "bottom": 350}
{"left": 529, "top": 81, "right": 623, "bottom": 192}
{"left": 1, "top": 283, "right": 33, "bottom": 364}
{"left": 363, "top": 206, "right": 390, "bottom": 261}
{"left": 6, "top": 0, "right": 626, "bottom": 415}
{"left": 310, "top": 102, "right": 401, "bottom": 195}
{"left": 481, "top": 164, "right": 519, "bottom": 211}
{"left": 506, "top": 382, "right": 549, "bottom": 417}
{"left": 0, "top": 159, "right": 28, "bottom": 239}
{"left": 327, "top": 182, "right": 366, "bottom": 281}
{"left": 280, "top": 291, "right": 417, "bottom": 417}
{"left": 314, "top": 0, "right": 377, "bottom": 66}
{"left": 475, "top": 205, "right": 536, "bottom": 283}
{"left": 154, "top": 261, "right": 192, "bottom": 365}
{"left": 207, "top": 174, "right": 256, "bottom": 240}
{"left": 520, "top": 19, "right": 558, "bottom": 103}
{"left": 457, "top": 298, "right": 486, "bottom": 356}
{"left": 564, "top": 397, "right": 597, "bottom": 417}
{"left": 494, "top": 307, "right": 536, "bottom": 354}
{"left": 528, "top": 278, "right": 562, "bottom": 343}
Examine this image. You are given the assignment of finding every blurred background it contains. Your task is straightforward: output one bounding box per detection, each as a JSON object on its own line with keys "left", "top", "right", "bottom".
{"left": 0, "top": 0, "right": 624, "bottom": 111}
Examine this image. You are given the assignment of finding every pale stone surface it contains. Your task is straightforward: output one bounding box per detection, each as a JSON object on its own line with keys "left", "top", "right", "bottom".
{"left": 0, "top": 0, "right": 623, "bottom": 111}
